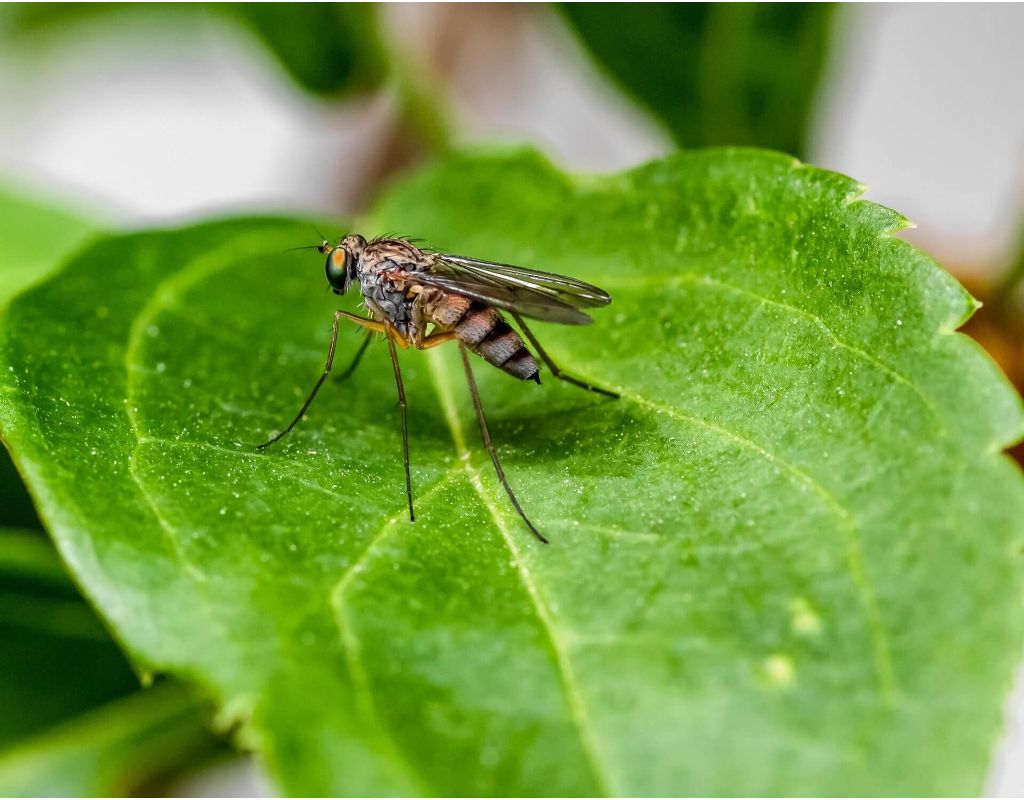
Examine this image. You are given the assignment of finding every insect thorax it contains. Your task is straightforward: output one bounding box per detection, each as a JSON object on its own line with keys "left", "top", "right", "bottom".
{"left": 360, "top": 272, "right": 416, "bottom": 336}
{"left": 355, "top": 239, "right": 438, "bottom": 341}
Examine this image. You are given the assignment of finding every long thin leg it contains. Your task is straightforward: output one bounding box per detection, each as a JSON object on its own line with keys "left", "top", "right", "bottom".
{"left": 459, "top": 343, "right": 548, "bottom": 544}
{"left": 387, "top": 331, "right": 415, "bottom": 522}
{"left": 258, "top": 310, "right": 346, "bottom": 450}
{"left": 512, "top": 312, "right": 619, "bottom": 399}
{"left": 335, "top": 332, "right": 372, "bottom": 383}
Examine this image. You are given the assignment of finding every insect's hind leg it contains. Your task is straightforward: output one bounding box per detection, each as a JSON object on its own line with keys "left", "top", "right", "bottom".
{"left": 458, "top": 342, "right": 548, "bottom": 544}
{"left": 386, "top": 330, "right": 415, "bottom": 522}
{"left": 416, "top": 330, "right": 457, "bottom": 351}
{"left": 511, "top": 313, "right": 619, "bottom": 399}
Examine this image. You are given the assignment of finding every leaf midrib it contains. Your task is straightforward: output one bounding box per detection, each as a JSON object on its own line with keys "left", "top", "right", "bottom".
{"left": 426, "top": 346, "right": 618, "bottom": 797}
{"left": 95, "top": 224, "right": 902, "bottom": 794}
{"left": 328, "top": 465, "right": 462, "bottom": 795}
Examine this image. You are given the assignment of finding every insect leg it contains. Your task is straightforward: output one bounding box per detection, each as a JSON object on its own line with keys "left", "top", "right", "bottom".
{"left": 511, "top": 313, "right": 619, "bottom": 399}
{"left": 458, "top": 342, "right": 548, "bottom": 544}
{"left": 386, "top": 330, "right": 415, "bottom": 523}
{"left": 258, "top": 309, "right": 348, "bottom": 450}
{"left": 416, "top": 330, "right": 458, "bottom": 351}
{"left": 337, "top": 309, "right": 389, "bottom": 335}
{"left": 334, "top": 331, "right": 372, "bottom": 383}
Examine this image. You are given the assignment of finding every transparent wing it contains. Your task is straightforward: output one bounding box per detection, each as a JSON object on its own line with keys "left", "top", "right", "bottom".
{"left": 437, "top": 254, "right": 611, "bottom": 308}
{"left": 411, "top": 254, "right": 611, "bottom": 326}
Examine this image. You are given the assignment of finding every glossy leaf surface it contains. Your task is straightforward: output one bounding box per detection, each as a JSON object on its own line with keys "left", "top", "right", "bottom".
{"left": 1, "top": 149, "right": 1022, "bottom": 795}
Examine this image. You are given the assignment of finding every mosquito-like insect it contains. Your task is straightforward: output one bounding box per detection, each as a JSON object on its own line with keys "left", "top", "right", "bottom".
{"left": 258, "top": 234, "right": 618, "bottom": 543}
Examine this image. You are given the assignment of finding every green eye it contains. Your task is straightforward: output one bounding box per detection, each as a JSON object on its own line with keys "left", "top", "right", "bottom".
{"left": 325, "top": 247, "right": 350, "bottom": 293}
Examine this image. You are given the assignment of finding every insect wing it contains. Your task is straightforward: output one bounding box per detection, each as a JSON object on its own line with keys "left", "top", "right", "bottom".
{"left": 411, "top": 253, "right": 612, "bottom": 325}
{"left": 413, "top": 269, "right": 593, "bottom": 325}
{"left": 437, "top": 254, "right": 611, "bottom": 308}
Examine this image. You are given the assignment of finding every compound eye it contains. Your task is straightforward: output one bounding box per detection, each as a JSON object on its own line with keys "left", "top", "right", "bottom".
{"left": 325, "top": 247, "right": 350, "bottom": 293}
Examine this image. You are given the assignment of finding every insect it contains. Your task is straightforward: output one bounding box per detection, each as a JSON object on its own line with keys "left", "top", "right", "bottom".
{"left": 258, "top": 234, "right": 618, "bottom": 542}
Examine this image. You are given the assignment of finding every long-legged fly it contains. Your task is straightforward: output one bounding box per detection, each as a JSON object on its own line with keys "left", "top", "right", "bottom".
{"left": 259, "top": 234, "right": 617, "bottom": 543}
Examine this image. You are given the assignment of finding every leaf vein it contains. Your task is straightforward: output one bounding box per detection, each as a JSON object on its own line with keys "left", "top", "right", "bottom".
{"left": 120, "top": 238, "right": 286, "bottom": 671}
{"left": 425, "top": 348, "right": 618, "bottom": 797}
{"left": 605, "top": 272, "right": 945, "bottom": 433}
{"left": 327, "top": 465, "right": 462, "bottom": 795}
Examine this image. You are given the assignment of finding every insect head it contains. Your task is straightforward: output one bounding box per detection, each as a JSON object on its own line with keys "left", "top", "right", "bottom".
{"left": 322, "top": 234, "right": 366, "bottom": 295}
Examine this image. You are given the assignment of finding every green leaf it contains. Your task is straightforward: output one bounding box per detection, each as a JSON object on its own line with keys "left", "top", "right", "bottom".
{"left": 0, "top": 529, "right": 221, "bottom": 796}
{"left": 561, "top": 3, "right": 835, "bottom": 156}
{"left": 1, "top": 149, "right": 1022, "bottom": 795}
{"left": 0, "top": 185, "right": 96, "bottom": 308}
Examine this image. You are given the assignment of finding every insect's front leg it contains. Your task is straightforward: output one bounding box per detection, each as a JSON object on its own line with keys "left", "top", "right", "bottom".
{"left": 336, "top": 310, "right": 387, "bottom": 335}
{"left": 258, "top": 310, "right": 387, "bottom": 450}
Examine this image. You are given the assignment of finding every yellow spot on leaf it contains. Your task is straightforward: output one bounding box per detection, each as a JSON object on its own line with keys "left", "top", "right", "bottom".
{"left": 789, "top": 597, "right": 823, "bottom": 637}
{"left": 762, "top": 654, "right": 795, "bottom": 690}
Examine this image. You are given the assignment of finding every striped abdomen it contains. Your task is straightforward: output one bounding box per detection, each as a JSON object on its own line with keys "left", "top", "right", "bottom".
{"left": 432, "top": 295, "right": 539, "bottom": 382}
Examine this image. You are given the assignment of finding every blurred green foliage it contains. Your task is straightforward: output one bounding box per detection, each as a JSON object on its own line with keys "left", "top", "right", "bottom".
{"left": 0, "top": 450, "right": 40, "bottom": 530}
{"left": 561, "top": 3, "right": 835, "bottom": 156}
{"left": 0, "top": 531, "right": 221, "bottom": 796}
{"left": 223, "top": 4, "right": 386, "bottom": 96}
{"left": 0, "top": 2, "right": 386, "bottom": 98}
{"left": 0, "top": 531, "right": 142, "bottom": 749}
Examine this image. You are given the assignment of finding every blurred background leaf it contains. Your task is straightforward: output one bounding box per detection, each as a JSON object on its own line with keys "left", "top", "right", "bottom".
{"left": 0, "top": 3, "right": 386, "bottom": 98}
{"left": 0, "top": 530, "right": 142, "bottom": 751}
{"left": 0, "top": 530, "right": 224, "bottom": 797}
{"left": 221, "top": 3, "right": 386, "bottom": 97}
{"left": 560, "top": 2, "right": 835, "bottom": 156}
{"left": 0, "top": 186, "right": 96, "bottom": 307}
{"left": 1, "top": 450, "right": 40, "bottom": 530}
{"left": 0, "top": 2, "right": 449, "bottom": 208}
